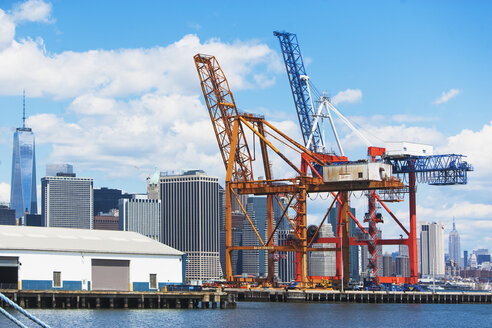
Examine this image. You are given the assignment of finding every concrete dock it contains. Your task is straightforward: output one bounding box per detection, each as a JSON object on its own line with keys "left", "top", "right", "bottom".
{"left": 227, "top": 288, "right": 492, "bottom": 304}
{"left": 0, "top": 289, "right": 237, "bottom": 309}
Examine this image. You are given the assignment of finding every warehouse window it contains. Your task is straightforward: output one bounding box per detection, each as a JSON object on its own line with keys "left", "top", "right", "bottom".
{"left": 358, "top": 172, "right": 363, "bottom": 179}
{"left": 150, "top": 274, "right": 157, "bottom": 289}
{"left": 53, "top": 271, "right": 62, "bottom": 288}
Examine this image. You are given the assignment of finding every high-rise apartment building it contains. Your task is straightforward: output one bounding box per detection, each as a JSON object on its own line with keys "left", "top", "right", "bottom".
{"left": 10, "top": 98, "right": 37, "bottom": 219}
{"left": 160, "top": 170, "right": 222, "bottom": 281}
{"left": 420, "top": 221, "right": 445, "bottom": 276}
{"left": 119, "top": 195, "right": 161, "bottom": 241}
{"left": 41, "top": 175, "right": 93, "bottom": 229}
{"left": 448, "top": 218, "right": 461, "bottom": 268}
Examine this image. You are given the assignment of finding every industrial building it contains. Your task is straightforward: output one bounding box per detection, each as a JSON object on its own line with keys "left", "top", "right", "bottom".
{"left": 0, "top": 225, "right": 184, "bottom": 291}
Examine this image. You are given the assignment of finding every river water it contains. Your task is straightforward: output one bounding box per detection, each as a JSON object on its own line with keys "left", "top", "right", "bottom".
{"left": 1, "top": 302, "right": 491, "bottom": 327}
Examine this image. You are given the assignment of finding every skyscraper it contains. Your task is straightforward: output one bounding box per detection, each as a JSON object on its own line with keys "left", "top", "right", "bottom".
{"left": 41, "top": 174, "right": 93, "bottom": 229}
{"left": 160, "top": 170, "right": 222, "bottom": 281}
{"left": 420, "top": 221, "right": 445, "bottom": 277}
{"left": 448, "top": 218, "right": 461, "bottom": 268}
{"left": 309, "top": 224, "right": 336, "bottom": 277}
{"left": 93, "top": 187, "right": 131, "bottom": 216}
{"left": 119, "top": 194, "right": 161, "bottom": 241}
{"left": 46, "top": 164, "right": 73, "bottom": 177}
{"left": 10, "top": 93, "right": 37, "bottom": 218}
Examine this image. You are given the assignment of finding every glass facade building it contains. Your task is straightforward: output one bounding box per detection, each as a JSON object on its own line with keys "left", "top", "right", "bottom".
{"left": 10, "top": 127, "right": 37, "bottom": 218}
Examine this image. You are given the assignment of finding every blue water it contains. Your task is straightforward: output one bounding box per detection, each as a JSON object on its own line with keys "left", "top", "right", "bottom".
{"left": 1, "top": 302, "right": 491, "bottom": 327}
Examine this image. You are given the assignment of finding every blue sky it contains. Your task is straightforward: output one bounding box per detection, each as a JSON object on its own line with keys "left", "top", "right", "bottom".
{"left": 0, "top": 0, "right": 490, "bottom": 254}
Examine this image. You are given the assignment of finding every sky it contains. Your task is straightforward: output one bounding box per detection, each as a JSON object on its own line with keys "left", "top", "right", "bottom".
{"left": 0, "top": 0, "right": 490, "bottom": 254}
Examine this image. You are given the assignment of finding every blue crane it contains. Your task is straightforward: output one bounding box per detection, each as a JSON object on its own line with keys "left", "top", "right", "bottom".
{"left": 274, "top": 31, "right": 324, "bottom": 153}
{"left": 385, "top": 154, "right": 473, "bottom": 185}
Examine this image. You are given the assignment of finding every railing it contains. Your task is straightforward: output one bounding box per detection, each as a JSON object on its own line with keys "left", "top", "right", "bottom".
{"left": 0, "top": 292, "right": 51, "bottom": 328}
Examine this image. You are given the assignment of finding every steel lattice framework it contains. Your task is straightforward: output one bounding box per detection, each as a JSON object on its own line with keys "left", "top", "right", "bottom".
{"left": 386, "top": 154, "right": 473, "bottom": 185}
{"left": 274, "top": 31, "right": 323, "bottom": 151}
{"left": 194, "top": 53, "right": 404, "bottom": 288}
{"left": 194, "top": 54, "right": 254, "bottom": 182}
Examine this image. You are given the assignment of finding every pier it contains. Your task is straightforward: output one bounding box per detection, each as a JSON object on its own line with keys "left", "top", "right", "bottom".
{"left": 0, "top": 289, "right": 237, "bottom": 310}
{"left": 227, "top": 289, "right": 492, "bottom": 304}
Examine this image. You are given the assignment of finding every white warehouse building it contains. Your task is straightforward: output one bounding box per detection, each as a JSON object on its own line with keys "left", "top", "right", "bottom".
{"left": 0, "top": 225, "right": 185, "bottom": 291}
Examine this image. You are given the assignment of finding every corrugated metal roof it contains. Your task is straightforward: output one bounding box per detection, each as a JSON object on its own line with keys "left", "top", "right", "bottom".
{"left": 0, "top": 225, "right": 183, "bottom": 256}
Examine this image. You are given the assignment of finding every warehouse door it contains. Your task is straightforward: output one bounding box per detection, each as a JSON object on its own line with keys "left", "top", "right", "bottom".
{"left": 0, "top": 256, "right": 19, "bottom": 289}
{"left": 91, "top": 259, "right": 130, "bottom": 291}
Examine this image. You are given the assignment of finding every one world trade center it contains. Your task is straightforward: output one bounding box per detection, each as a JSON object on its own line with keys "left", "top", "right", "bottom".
{"left": 10, "top": 93, "right": 37, "bottom": 219}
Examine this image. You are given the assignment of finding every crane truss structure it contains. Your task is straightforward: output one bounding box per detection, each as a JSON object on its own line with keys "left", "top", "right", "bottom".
{"left": 194, "top": 54, "right": 404, "bottom": 287}
{"left": 274, "top": 31, "right": 474, "bottom": 287}
{"left": 194, "top": 55, "right": 254, "bottom": 182}
{"left": 274, "top": 31, "right": 324, "bottom": 152}
{"left": 386, "top": 154, "right": 473, "bottom": 185}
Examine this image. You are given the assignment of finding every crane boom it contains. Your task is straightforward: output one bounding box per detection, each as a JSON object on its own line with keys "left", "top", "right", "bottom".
{"left": 194, "top": 54, "right": 253, "bottom": 182}
{"left": 274, "top": 31, "right": 323, "bottom": 152}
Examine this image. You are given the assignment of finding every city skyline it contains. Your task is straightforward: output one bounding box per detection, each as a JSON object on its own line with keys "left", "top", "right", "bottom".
{"left": 0, "top": 0, "right": 490, "bottom": 252}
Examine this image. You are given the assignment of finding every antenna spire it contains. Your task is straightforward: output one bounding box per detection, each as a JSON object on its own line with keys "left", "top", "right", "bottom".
{"left": 22, "top": 89, "right": 26, "bottom": 128}
{"left": 453, "top": 217, "right": 456, "bottom": 231}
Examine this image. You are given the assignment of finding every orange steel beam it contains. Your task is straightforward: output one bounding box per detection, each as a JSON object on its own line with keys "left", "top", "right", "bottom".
{"left": 374, "top": 193, "right": 410, "bottom": 236}
{"left": 230, "top": 246, "right": 338, "bottom": 252}
{"left": 274, "top": 195, "right": 299, "bottom": 237}
{"left": 331, "top": 191, "right": 368, "bottom": 235}
{"left": 230, "top": 187, "right": 265, "bottom": 247}
{"left": 307, "top": 193, "right": 339, "bottom": 248}
{"left": 239, "top": 116, "right": 302, "bottom": 176}
{"left": 194, "top": 54, "right": 253, "bottom": 182}
{"left": 259, "top": 119, "right": 325, "bottom": 167}
{"left": 266, "top": 195, "right": 295, "bottom": 245}
{"left": 234, "top": 179, "right": 404, "bottom": 195}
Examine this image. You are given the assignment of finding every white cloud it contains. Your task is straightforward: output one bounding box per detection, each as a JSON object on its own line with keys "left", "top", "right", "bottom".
{"left": 0, "top": 33, "right": 281, "bottom": 99}
{"left": 433, "top": 88, "right": 460, "bottom": 105}
{"left": 11, "top": 0, "right": 53, "bottom": 23}
{"left": 331, "top": 89, "right": 362, "bottom": 106}
{"left": 0, "top": 182, "right": 10, "bottom": 203}
{"left": 438, "top": 121, "right": 492, "bottom": 179}
{"left": 0, "top": 9, "right": 15, "bottom": 50}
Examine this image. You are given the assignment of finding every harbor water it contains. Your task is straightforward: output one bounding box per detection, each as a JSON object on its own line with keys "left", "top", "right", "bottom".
{"left": 1, "top": 302, "right": 491, "bottom": 328}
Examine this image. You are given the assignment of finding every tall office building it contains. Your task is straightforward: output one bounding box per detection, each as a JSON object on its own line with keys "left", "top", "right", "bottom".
{"left": 93, "top": 187, "right": 131, "bottom": 216}
{"left": 0, "top": 204, "right": 16, "bottom": 225}
{"left": 119, "top": 195, "right": 161, "bottom": 241}
{"left": 382, "top": 253, "right": 393, "bottom": 277}
{"left": 328, "top": 205, "right": 360, "bottom": 282}
{"left": 277, "top": 229, "right": 296, "bottom": 283}
{"left": 448, "top": 218, "right": 461, "bottom": 268}
{"left": 309, "top": 224, "right": 336, "bottom": 277}
{"left": 463, "top": 250, "right": 468, "bottom": 268}
{"left": 475, "top": 249, "right": 491, "bottom": 266}
{"left": 160, "top": 170, "right": 222, "bottom": 281}
{"left": 397, "top": 244, "right": 410, "bottom": 277}
{"left": 41, "top": 175, "right": 93, "bottom": 229}
{"left": 420, "top": 221, "right": 445, "bottom": 276}
{"left": 46, "top": 164, "right": 73, "bottom": 177}
{"left": 10, "top": 95, "right": 37, "bottom": 219}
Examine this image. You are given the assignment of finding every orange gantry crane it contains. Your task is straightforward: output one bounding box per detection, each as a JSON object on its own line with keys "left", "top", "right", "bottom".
{"left": 193, "top": 54, "right": 404, "bottom": 288}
